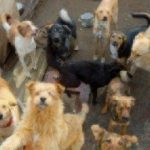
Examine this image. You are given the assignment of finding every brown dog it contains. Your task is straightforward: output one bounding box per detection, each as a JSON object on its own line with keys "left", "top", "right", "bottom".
{"left": 0, "top": 77, "right": 20, "bottom": 143}
{"left": 91, "top": 124, "right": 138, "bottom": 150}
{"left": 0, "top": 82, "right": 89, "bottom": 150}
{"left": 93, "top": 0, "right": 118, "bottom": 62}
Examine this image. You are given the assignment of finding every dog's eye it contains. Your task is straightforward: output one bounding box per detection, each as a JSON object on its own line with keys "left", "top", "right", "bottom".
{"left": 118, "top": 140, "right": 124, "bottom": 145}
{"left": 35, "top": 91, "right": 40, "bottom": 95}
{"left": 103, "top": 139, "right": 111, "bottom": 143}
{"left": 2, "top": 105, "right": 6, "bottom": 109}
{"left": 118, "top": 37, "right": 122, "bottom": 40}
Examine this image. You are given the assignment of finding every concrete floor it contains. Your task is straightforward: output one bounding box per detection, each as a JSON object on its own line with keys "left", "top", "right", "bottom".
{"left": 32, "top": 0, "right": 150, "bottom": 149}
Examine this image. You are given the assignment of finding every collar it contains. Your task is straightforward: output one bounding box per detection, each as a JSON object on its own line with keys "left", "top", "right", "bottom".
{"left": 0, "top": 117, "right": 13, "bottom": 128}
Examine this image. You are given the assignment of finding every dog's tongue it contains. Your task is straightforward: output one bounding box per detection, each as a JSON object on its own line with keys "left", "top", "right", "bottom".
{"left": 0, "top": 117, "right": 13, "bottom": 128}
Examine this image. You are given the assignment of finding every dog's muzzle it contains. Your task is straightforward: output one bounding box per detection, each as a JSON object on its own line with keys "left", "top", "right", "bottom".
{"left": 112, "top": 41, "right": 118, "bottom": 47}
{"left": 39, "top": 97, "right": 47, "bottom": 108}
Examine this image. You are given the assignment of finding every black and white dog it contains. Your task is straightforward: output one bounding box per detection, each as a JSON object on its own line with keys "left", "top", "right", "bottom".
{"left": 109, "top": 12, "right": 150, "bottom": 64}
{"left": 54, "top": 60, "right": 126, "bottom": 105}
{"left": 47, "top": 9, "right": 78, "bottom": 68}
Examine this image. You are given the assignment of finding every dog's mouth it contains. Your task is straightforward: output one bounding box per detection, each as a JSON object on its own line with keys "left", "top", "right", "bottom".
{"left": 37, "top": 97, "right": 48, "bottom": 109}
{"left": 0, "top": 116, "right": 13, "bottom": 128}
{"left": 112, "top": 41, "right": 119, "bottom": 47}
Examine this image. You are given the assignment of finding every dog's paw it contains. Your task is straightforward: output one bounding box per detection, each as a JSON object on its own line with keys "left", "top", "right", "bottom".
{"left": 93, "top": 55, "right": 98, "bottom": 61}
{"left": 101, "top": 57, "right": 105, "bottom": 63}
{"left": 25, "top": 71, "right": 31, "bottom": 78}
{"left": 74, "top": 45, "right": 79, "bottom": 51}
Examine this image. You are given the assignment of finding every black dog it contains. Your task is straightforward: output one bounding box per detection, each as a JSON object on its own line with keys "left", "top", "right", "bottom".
{"left": 110, "top": 12, "right": 150, "bottom": 63}
{"left": 47, "top": 9, "right": 77, "bottom": 68}
{"left": 55, "top": 60, "right": 126, "bottom": 105}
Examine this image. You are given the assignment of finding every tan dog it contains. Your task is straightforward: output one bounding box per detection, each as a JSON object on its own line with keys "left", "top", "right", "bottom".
{"left": 0, "top": 77, "right": 20, "bottom": 143}
{"left": 128, "top": 27, "right": 150, "bottom": 75}
{"left": 1, "top": 13, "right": 37, "bottom": 77}
{"left": 91, "top": 124, "right": 138, "bottom": 150}
{"left": 0, "top": 82, "right": 89, "bottom": 150}
{"left": 93, "top": 0, "right": 118, "bottom": 62}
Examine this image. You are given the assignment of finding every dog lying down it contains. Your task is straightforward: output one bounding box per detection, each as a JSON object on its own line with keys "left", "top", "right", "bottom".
{"left": 0, "top": 82, "right": 89, "bottom": 150}
{"left": 91, "top": 124, "right": 138, "bottom": 150}
{"left": 53, "top": 60, "right": 128, "bottom": 105}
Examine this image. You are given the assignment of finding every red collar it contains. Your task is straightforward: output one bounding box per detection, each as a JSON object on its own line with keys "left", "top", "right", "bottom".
{"left": 0, "top": 117, "right": 13, "bottom": 128}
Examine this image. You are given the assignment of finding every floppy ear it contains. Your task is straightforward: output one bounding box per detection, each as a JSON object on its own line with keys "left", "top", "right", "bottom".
{"left": 55, "top": 83, "right": 65, "bottom": 95}
{"left": 121, "top": 135, "right": 138, "bottom": 148}
{"left": 91, "top": 124, "right": 106, "bottom": 142}
{"left": 26, "top": 81, "right": 36, "bottom": 94}
{"left": 18, "top": 25, "right": 26, "bottom": 36}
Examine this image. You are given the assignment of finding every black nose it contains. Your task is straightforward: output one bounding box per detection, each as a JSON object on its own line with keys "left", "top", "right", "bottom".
{"left": 0, "top": 114, "right": 3, "bottom": 120}
{"left": 112, "top": 41, "right": 118, "bottom": 47}
{"left": 122, "top": 117, "right": 129, "bottom": 122}
{"left": 54, "top": 38, "right": 59, "bottom": 43}
{"left": 103, "top": 16, "right": 108, "bottom": 21}
{"left": 40, "top": 97, "right": 46, "bottom": 103}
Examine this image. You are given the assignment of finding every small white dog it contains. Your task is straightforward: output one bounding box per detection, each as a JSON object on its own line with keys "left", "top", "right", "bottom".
{"left": 1, "top": 13, "right": 37, "bottom": 77}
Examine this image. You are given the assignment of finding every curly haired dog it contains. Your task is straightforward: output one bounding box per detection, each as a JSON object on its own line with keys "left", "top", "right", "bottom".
{"left": 91, "top": 124, "right": 138, "bottom": 150}
{"left": 0, "top": 82, "right": 89, "bottom": 150}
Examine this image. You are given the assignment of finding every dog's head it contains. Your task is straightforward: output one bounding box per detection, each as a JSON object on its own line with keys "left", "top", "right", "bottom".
{"left": 110, "top": 31, "right": 127, "bottom": 50}
{"left": 128, "top": 33, "right": 150, "bottom": 64}
{"left": 26, "top": 81, "right": 65, "bottom": 109}
{"left": 111, "top": 96, "right": 135, "bottom": 123}
{"left": 91, "top": 124, "right": 138, "bottom": 150}
{"left": 95, "top": 8, "right": 111, "bottom": 22}
{"left": 0, "top": 101, "right": 17, "bottom": 127}
{"left": 18, "top": 21, "right": 38, "bottom": 38}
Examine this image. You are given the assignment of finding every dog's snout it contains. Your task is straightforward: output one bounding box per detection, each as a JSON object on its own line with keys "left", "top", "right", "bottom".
{"left": 40, "top": 97, "right": 46, "bottom": 103}
{"left": 103, "top": 16, "right": 108, "bottom": 21}
{"left": 122, "top": 116, "right": 129, "bottom": 122}
{"left": 54, "top": 37, "right": 60, "bottom": 43}
{"left": 112, "top": 41, "right": 118, "bottom": 47}
{"left": 0, "top": 113, "right": 3, "bottom": 120}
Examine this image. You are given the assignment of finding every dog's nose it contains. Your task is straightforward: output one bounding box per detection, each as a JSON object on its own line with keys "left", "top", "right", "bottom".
{"left": 40, "top": 97, "right": 46, "bottom": 103}
{"left": 103, "top": 16, "right": 108, "bottom": 21}
{"left": 54, "top": 38, "right": 59, "bottom": 43}
{"left": 112, "top": 41, "right": 118, "bottom": 47}
{"left": 0, "top": 114, "right": 3, "bottom": 120}
{"left": 122, "top": 116, "right": 129, "bottom": 122}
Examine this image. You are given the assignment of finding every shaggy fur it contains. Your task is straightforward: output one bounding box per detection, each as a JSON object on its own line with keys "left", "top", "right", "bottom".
{"left": 0, "top": 82, "right": 89, "bottom": 150}
{"left": 47, "top": 9, "right": 78, "bottom": 68}
{"left": 109, "top": 12, "right": 150, "bottom": 64}
{"left": 53, "top": 60, "right": 126, "bottom": 105}
{"left": 91, "top": 124, "right": 138, "bottom": 150}
{"left": 0, "top": 77, "right": 20, "bottom": 143}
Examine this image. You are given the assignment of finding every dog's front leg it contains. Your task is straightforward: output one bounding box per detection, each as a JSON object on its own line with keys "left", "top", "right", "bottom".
{"left": 108, "top": 120, "right": 116, "bottom": 132}
{"left": 120, "top": 125, "right": 128, "bottom": 135}
{"left": 19, "top": 56, "right": 31, "bottom": 78}
{"left": 31, "top": 51, "right": 37, "bottom": 70}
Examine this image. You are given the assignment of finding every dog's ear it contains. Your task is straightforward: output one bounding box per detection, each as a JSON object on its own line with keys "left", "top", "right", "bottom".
{"left": 26, "top": 81, "right": 36, "bottom": 93}
{"left": 121, "top": 135, "right": 138, "bottom": 148}
{"left": 91, "top": 124, "right": 106, "bottom": 142}
{"left": 18, "top": 25, "right": 26, "bottom": 37}
{"left": 55, "top": 83, "right": 65, "bottom": 95}
{"left": 63, "top": 25, "right": 71, "bottom": 34}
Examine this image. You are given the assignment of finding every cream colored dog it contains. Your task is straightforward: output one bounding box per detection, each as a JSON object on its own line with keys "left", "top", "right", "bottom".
{"left": 0, "top": 77, "right": 20, "bottom": 143}
{"left": 93, "top": 0, "right": 118, "bottom": 62}
{"left": 0, "top": 81, "right": 89, "bottom": 150}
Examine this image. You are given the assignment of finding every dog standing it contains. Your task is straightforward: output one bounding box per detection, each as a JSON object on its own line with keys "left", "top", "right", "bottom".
{"left": 47, "top": 9, "right": 78, "bottom": 68}
{"left": 0, "top": 77, "right": 20, "bottom": 143}
{"left": 93, "top": 0, "right": 118, "bottom": 62}
{"left": 91, "top": 124, "right": 138, "bottom": 150}
{"left": 1, "top": 13, "right": 37, "bottom": 78}
{"left": 0, "top": 82, "right": 88, "bottom": 150}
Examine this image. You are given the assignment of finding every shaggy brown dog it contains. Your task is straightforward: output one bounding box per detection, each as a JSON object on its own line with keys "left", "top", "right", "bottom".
{"left": 0, "top": 77, "right": 20, "bottom": 143}
{"left": 91, "top": 124, "right": 138, "bottom": 150}
{"left": 93, "top": 0, "right": 118, "bottom": 62}
{"left": 0, "top": 81, "right": 89, "bottom": 150}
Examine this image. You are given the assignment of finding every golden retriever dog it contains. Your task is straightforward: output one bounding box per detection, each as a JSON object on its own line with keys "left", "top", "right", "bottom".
{"left": 1, "top": 13, "right": 37, "bottom": 78}
{"left": 91, "top": 124, "right": 138, "bottom": 150}
{"left": 93, "top": 0, "right": 118, "bottom": 62}
{"left": 128, "top": 27, "right": 150, "bottom": 75}
{"left": 0, "top": 77, "right": 20, "bottom": 143}
{"left": 0, "top": 81, "right": 89, "bottom": 150}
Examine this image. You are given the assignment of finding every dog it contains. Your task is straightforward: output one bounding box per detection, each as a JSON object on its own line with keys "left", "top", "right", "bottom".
{"left": 0, "top": 77, "right": 20, "bottom": 143}
{"left": 101, "top": 77, "right": 130, "bottom": 114}
{"left": 109, "top": 12, "right": 150, "bottom": 64}
{"left": 93, "top": 0, "right": 118, "bottom": 62}
{"left": 0, "top": 81, "right": 89, "bottom": 150}
{"left": 91, "top": 124, "right": 138, "bottom": 150}
{"left": 53, "top": 60, "right": 127, "bottom": 105}
{"left": 47, "top": 8, "right": 78, "bottom": 68}
{"left": 1, "top": 13, "right": 37, "bottom": 77}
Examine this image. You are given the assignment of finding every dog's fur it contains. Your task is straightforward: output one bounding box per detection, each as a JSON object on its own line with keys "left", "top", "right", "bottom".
{"left": 53, "top": 60, "right": 126, "bottom": 105}
{"left": 0, "top": 82, "right": 89, "bottom": 150}
{"left": 110, "top": 12, "right": 150, "bottom": 64}
{"left": 93, "top": 0, "right": 118, "bottom": 62}
{"left": 47, "top": 9, "right": 78, "bottom": 68}
{"left": 1, "top": 13, "right": 37, "bottom": 77}
{"left": 0, "top": 77, "right": 20, "bottom": 143}
{"left": 91, "top": 124, "right": 138, "bottom": 150}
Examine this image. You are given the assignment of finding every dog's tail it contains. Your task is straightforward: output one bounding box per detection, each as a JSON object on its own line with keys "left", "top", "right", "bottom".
{"left": 131, "top": 12, "right": 150, "bottom": 27}
{"left": 78, "top": 103, "right": 89, "bottom": 124}
{"left": 1, "top": 13, "right": 12, "bottom": 33}
{"left": 59, "top": 8, "right": 72, "bottom": 23}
